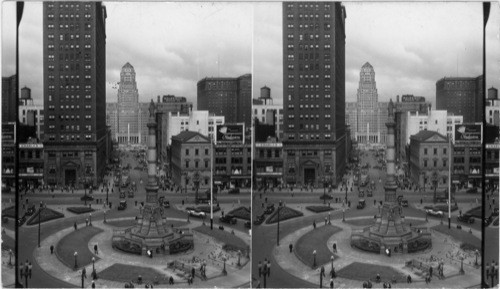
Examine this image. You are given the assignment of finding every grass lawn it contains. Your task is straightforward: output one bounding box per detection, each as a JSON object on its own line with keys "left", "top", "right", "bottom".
{"left": 306, "top": 206, "right": 335, "bottom": 213}
{"left": 227, "top": 206, "right": 251, "bottom": 220}
{"left": 26, "top": 207, "right": 64, "bottom": 225}
{"left": 1, "top": 206, "right": 16, "bottom": 218}
{"left": 56, "top": 226, "right": 103, "bottom": 269}
{"left": 106, "top": 219, "right": 188, "bottom": 228}
{"left": 337, "top": 262, "right": 407, "bottom": 283}
{"left": 1, "top": 233, "right": 15, "bottom": 251}
{"left": 266, "top": 206, "right": 303, "bottom": 224}
{"left": 431, "top": 224, "right": 481, "bottom": 249}
{"left": 67, "top": 207, "right": 95, "bottom": 214}
{"left": 99, "top": 264, "right": 168, "bottom": 284}
{"left": 295, "top": 225, "right": 342, "bottom": 269}
{"left": 465, "top": 206, "right": 482, "bottom": 218}
{"left": 194, "top": 225, "right": 248, "bottom": 252}
{"left": 346, "top": 218, "right": 427, "bottom": 227}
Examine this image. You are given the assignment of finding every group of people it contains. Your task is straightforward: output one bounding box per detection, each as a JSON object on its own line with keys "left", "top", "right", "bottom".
{"left": 257, "top": 259, "right": 272, "bottom": 278}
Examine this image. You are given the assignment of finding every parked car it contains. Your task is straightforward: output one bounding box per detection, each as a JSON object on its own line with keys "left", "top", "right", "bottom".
{"left": 264, "top": 204, "right": 275, "bottom": 214}
{"left": 367, "top": 190, "right": 373, "bottom": 197}
{"left": 426, "top": 209, "right": 444, "bottom": 217}
{"left": 228, "top": 188, "right": 240, "bottom": 194}
{"left": 253, "top": 214, "right": 266, "bottom": 225}
{"left": 466, "top": 187, "right": 478, "bottom": 194}
{"left": 358, "top": 191, "right": 365, "bottom": 198}
{"left": 357, "top": 199, "right": 366, "bottom": 209}
{"left": 400, "top": 199, "right": 409, "bottom": 207}
{"left": 219, "top": 214, "right": 237, "bottom": 224}
{"left": 119, "top": 191, "right": 126, "bottom": 199}
{"left": 25, "top": 205, "right": 36, "bottom": 216}
{"left": 128, "top": 190, "right": 134, "bottom": 198}
{"left": 457, "top": 214, "right": 475, "bottom": 224}
{"left": 81, "top": 195, "right": 94, "bottom": 202}
{"left": 118, "top": 200, "right": 127, "bottom": 210}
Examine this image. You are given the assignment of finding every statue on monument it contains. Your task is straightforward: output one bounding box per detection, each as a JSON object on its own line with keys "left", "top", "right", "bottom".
{"left": 388, "top": 98, "right": 394, "bottom": 118}
{"left": 149, "top": 99, "right": 156, "bottom": 118}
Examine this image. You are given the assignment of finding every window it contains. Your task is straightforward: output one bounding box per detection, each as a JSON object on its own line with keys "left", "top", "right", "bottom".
{"left": 185, "top": 149, "right": 189, "bottom": 156}
{"left": 423, "top": 160, "right": 428, "bottom": 167}
{"left": 424, "top": 148, "right": 428, "bottom": 155}
{"left": 185, "top": 161, "right": 189, "bottom": 168}
{"left": 433, "top": 148, "right": 437, "bottom": 155}
{"left": 443, "top": 148, "right": 447, "bottom": 155}
{"left": 195, "top": 149, "right": 199, "bottom": 156}
{"left": 433, "top": 160, "right": 437, "bottom": 167}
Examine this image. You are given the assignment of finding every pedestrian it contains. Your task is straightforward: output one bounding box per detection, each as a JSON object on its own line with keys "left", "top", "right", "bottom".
{"left": 258, "top": 261, "right": 262, "bottom": 277}
{"left": 28, "top": 262, "right": 32, "bottom": 277}
{"left": 94, "top": 244, "right": 98, "bottom": 255}
{"left": 333, "top": 243, "right": 337, "bottom": 253}
{"left": 91, "top": 280, "right": 95, "bottom": 288}
{"left": 169, "top": 276, "right": 174, "bottom": 285}
{"left": 330, "top": 278, "right": 334, "bottom": 288}
{"left": 83, "top": 267, "right": 87, "bottom": 278}
{"left": 50, "top": 245, "right": 54, "bottom": 254}
{"left": 313, "top": 220, "right": 316, "bottom": 229}
{"left": 407, "top": 274, "right": 412, "bottom": 283}
{"left": 321, "top": 266, "right": 326, "bottom": 277}
{"left": 86, "top": 218, "right": 89, "bottom": 226}
{"left": 191, "top": 267, "right": 195, "bottom": 279}
{"left": 267, "top": 260, "right": 271, "bottom": 277}
{"left": 289, "top": 243, "right": 293, "bottom": 253}
{"left": 324, "top": 217, "right": 327, "bottom": 225}
{"left": 429, "top": 266, "right": 433, "bottom": 278}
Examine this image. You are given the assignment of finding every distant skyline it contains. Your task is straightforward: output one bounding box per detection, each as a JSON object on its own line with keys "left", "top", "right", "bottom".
{"left": 254, "top": 2, "right": 493, "bottom": 107}
{"left": 2, "top": 2, "right": 253, "bottom": 107}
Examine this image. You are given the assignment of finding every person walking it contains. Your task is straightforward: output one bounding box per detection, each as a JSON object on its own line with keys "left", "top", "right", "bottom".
{"left": 258, "top": 261, "right": 262, "bottom": 277}
{"left": 267, "top": 260, "right": 271, "bottom": 277}
{"left": 330, "top": 278, "right": 334, "bottom": 288}
{"left": 50, "top": 245, "right": 54, "bottom": 254}
{"left": 74, "top": 222, "right": 78, "bottom": 231}
{"left": 289, "top": 243, "right": 293, "bottom": 253}
{"left": 313, "top": 220, "right": 316, "bottom": 229}
{"left": 91, "top": 280, "right": 95, "bottom": 288}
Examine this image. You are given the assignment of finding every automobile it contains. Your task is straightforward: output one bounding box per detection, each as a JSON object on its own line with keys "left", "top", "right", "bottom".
{"left": 25, "top": 205, "right": 36, "bottom": 216}
{"left": 228, "top": 188, "right": 240, "bottom": 194}
{"left": 162, "top": 200, "right": 170, "bottom": 208}
{"left": 244, "top": 221, "right": 251, "bottom": 229}
{"left": 357, "top": 199, "right": 366, "bottom": 209}
{"left": 18, "top": 215, "right": 27, "bottom": 226}
{"left": 187, "top": 208, "right": 206, "bottom": 218}
{"left": 457, "top": 214, "right": 475, "bottom": 224}
{"left": 358, "top": 191, "right": 365, "bottom": 198}
{"left": 400, "top": 199, "right": 409, "bottom": 207}
{"left": 253, "top": 214, "right": 266, "bottom": 225}
{"left": 397, "top": 195, "right": 404, "bottom": 202}
{"left": 264, "top": 204, "right": 275, "bottom": 214}
{"left": 426, "top": 209, "right": 444, "bottom": 217}
{"left": 80, "top": 195, "right": 94, "bottom": 202}
{"left": 492, "top": 208, "right": 499, "bottom": 217}
{"left": 466, "top": 187, "right": 478, "bottom": 194}
{"left": 128, "top": 190, "right": 134, "bottom": 198}
{"left": 367, "top": 190, "right": 373, "bottom": 197}
{"left": 219, "top": 214, "right": 237, "bottom": 225}
{"left": 118, "top": 200, "right": 127, "bottom": 210}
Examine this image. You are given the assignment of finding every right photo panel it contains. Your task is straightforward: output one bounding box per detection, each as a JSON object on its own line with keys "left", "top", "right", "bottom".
{"left": 252, "top": 2, "right": 488, "bottom": 288}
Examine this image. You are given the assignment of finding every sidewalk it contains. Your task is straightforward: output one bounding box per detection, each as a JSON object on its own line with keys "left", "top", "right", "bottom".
{"left": 33, "top": 217, "right": 251, "bottom": 288}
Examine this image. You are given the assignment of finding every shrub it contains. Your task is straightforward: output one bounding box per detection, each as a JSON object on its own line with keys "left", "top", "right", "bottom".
{"left": 265, "top": 206, "right": 303, "bottom": 224}
{"left": 227, "top": 206, "right": 251, "bottom": 220}
{"left": 319, "top": 194, "right": 333, "bottom": 200}
{"left": 460, "top": 242, "right": 480, "bottom": 252}
{"left": 196, "top": 206, "right": 221, "bottom": 213}
{"left": 67, "top": 207, "right": 95, "bottom": 214}
{"left": 26, "top": 208, "right": 64, "bottom": 225}
{"left": 306, "top": 206, "right": 334, "bottom": 213}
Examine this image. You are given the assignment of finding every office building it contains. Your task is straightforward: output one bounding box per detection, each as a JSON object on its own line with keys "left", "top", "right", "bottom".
{"left": 282, "top": 2, "right": 347, "bottom": 187}
{"left": 253, "top": 86, "right": 284, "bottom": 140}
{"left": 18, "top": 88, "right": 45, "bottom": 141}
{"left": 197, "top": 74, "right": 252, "bottom": 128}
{"left": 43, "top": 2, "right": 107, "bottom": 187}
{"left": 2, "top": 75, "right": 17, "bottom": 123}
{"left": 116, "top": 62, "right": 140, "bottom": 144}
{"left": 436, "top": 75, "right": 484, "bottom": 123}
{"left": 167, "top": 110, "right": 224, "bottom": 146}
{"left": 486, "top": 87, "right": 499, "bottom": 126}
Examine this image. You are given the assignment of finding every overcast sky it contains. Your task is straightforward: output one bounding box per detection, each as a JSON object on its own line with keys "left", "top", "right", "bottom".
{"left": 2, "top": 2, "right": 499, "bottom": 107}
{"left": 2, "top": 2, "right": 253, "bottom": 107}
{"left": 254, "top": 2, "right": 496, "bottom": 106}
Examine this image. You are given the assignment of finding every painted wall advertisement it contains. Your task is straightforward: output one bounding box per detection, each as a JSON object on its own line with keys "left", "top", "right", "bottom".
{"left": 216, "top": 124, "right": 244, "bottom": 144}
{"left": 454, "top": 124, "right": 482, "bottom": 144}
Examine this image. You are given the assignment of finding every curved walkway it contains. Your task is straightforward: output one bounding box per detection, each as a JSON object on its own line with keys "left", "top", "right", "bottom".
{"left": 273, "top": 215, "right": 481, "bottom": 288}
{"left": 34, "top": 217, "right": 251, "bottom": 288}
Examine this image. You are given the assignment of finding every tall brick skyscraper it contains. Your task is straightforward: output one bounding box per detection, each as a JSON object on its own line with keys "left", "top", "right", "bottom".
{"left": 117, "top": 62, "right": 140, "bottom": 144}
{"left": 282, "top": 2, "right": 347, "bottom": 187}
{"left": 43, "top": 2, "right": 107, "bottom": 187}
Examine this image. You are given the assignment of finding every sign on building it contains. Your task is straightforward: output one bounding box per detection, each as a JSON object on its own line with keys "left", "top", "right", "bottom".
{"left": 454, "top": 123, "right": 482, "bottom": 144}
{"left": 216, "top": 123, "right": 244, "bottom": 144}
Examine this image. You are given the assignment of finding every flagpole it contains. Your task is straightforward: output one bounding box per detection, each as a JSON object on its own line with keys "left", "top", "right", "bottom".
{"left": 210, "top": 135, "right": 214, "bottom": 230}
{"left": 448, "top": 136, "right": 452, "bottom": 229}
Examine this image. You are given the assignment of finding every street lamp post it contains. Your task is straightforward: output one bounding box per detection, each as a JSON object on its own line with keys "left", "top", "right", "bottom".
{"left": 92, "top": 256, "right": 97, "bottom": 279}
{"left": 81, "top": 270, "right": 85, "bottom": 288}
{"left": 237, "top": 250, "right": 242, "bottom": 267}
{"left": 459, "top": 254, "right": 465, "bottom": 275}
{"left": 8, "top": 249, "right": 13, "bottom": 266}
{"left": 38, "top": 203, "right": 44, "bottom": 248}
{"left": 313, "top": 250, "right": 317, "bottom": 268}
{"left": 345, "top": 186, "right": 348, "bottom": 205}
{"left": 89, "top": 213, "right": 92, "bottom": 226}
{"left": 328, "top": 212, "right": 331, "bottom": 225}
{"left": 474, "top": 249, "right": 479, "bottom": 267}
{"left": 323, "top": 178, "right": 326, "bottom": 205}
{"left": 222, "top": 256, "right": 227, "bottom": 275}
{"left": 74, "top": 251, "right": 78, "bottom": 270}
{"left": 262, "top": 263, "right": 268, "bottom": 288}
{"left": 277, "top": 201, "right": 282, "bottom": 246}
{"left": 342, "top": 209, "right": 345, "bottom": 222}
{"left": 330, "top": 255, "right": 334, "bottom": 276}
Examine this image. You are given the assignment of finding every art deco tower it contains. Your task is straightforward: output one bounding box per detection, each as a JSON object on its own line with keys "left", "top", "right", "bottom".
{"left": 282, "top": 2, "right": 347, "bottom": 187}
{"left": 117, "top": 63, "right": 140, "bottom": 144}
{"left": 356, "top": 62, "right": 380, "bottom": 143}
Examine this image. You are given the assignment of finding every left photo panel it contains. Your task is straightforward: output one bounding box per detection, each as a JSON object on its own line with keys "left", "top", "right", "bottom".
{"left": 2, "top": 2, "right": 252, "bottom": 287}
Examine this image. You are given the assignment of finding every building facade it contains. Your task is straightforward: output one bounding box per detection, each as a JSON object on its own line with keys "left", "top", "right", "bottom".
{"left": 19, "top": 90, "right": 45, "bottom": 141}
{"left": 406, "top": 109, "right": 463, "bottom": 146}
{"left": 436, "top": 75, "right": 484, "bottom": 123}
{"left": 19, "top": 140, "right": 45, "bottom": 188}
{"left": 452, "top": 123, "right": 482, "bottom": 188}
{"left": 486, "top": 87, "right": 499, "bottom": 126}
{"left": 197, "top": 74, "right": 252, "bottom": 128}
{"left": 170, "top": 131, "right": 211, "bottom": 191}
{"left": 166, "top": 110, "right": 224, "bottom": 146}
{"left": 253, "top": 86, "right": 284, "bottom": 140}
{"left": 116, "top": 62, "right": 140, "bottom": 144}
{"left": 408, "top": 130, "right": 451, "bottom": 190}
{"left": 485, "top": 124, "right": 499, "bottom": 188}
{"left": 2, "top": 75, "right": 17, "bottom": 123}
{"left": 282, "top": 2, "right": 347, "bottom": 187}
{"left": 253, "top": 139, "right": 283, "bottom": 189}
{"left": 43, "top": 2, "right": 107, "bottom": 187}
{"left": 213, "top": 142, "right": 252, "bottom": 190}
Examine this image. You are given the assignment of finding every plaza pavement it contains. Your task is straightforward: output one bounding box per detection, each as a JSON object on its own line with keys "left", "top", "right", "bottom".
{"left": 272, "top": 211, "right": 481, "bottom": 288}
{"left": 33, "top": 216, "right": 251, "bottom": 288}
